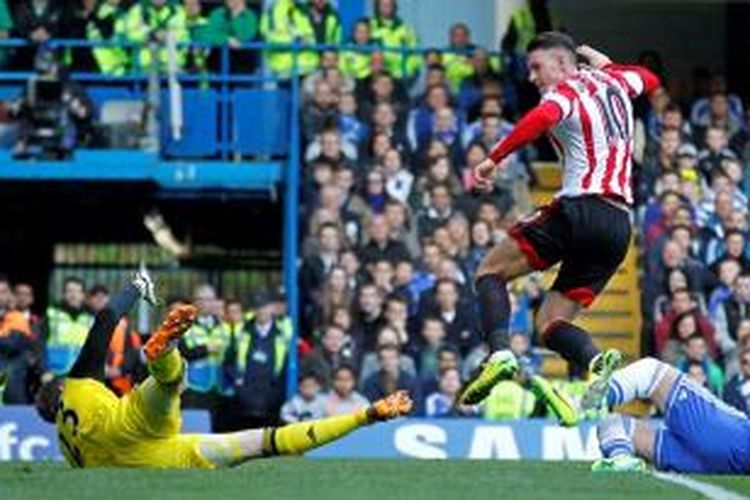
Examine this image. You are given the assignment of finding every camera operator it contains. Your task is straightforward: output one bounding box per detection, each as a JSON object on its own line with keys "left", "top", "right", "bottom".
{"left": 8, "top": 50, "right": 94, "bottom": 160}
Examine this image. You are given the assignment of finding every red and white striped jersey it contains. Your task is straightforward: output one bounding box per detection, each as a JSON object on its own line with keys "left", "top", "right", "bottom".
{"left": 541, "top": 66, "right": 650, "bottom": 204}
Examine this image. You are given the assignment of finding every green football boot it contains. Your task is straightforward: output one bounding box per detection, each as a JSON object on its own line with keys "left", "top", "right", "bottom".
{"left": 581, "top": 349, "right": 623, "bottom": 415}
{"left": 459, "top": 349, "right": 519, "bottom": 406}
{"left": 591, "top": 455, "right": 647, "bottom": 473}
{"left": 528, "top": 375, "right": 579, "bottom": 427}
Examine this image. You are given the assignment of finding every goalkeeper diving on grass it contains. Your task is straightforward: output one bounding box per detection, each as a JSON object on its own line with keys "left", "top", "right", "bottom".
{"left": 33, "top": 269, "right": 413, "bottom": 468}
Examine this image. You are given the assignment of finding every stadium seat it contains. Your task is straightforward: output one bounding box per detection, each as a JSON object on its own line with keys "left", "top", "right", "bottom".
{"left": 160, "top": 88, "right": 219, "bottom": 159}
{"left": 86, "top": 86, "right": 134, "bottom": 119}
{"left": 231, "top": 89, "right": 290, "bottom": 156}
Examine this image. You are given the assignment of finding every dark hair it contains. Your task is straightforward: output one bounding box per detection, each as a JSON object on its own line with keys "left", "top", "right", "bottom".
{"left": 686, "top": 333, "right": 705, "bottom": 344}
{"left": 670, "top": 311, "right": 698, "bottom": 339}
{"left": 0, "top": 274, "right": 9, "bottom": 286}
{"left": 686, "top": 360, "right": 705, "bottom": 374}
{"left": 35, "top": 377, "right": 63, "bottom": 424}
{"left": 88, "top": 284, "right": 109, "bottom": 297}
{"left": 527, "top": 31, "right": 576, "bottom": 54}
{"left": 225, "top": 298, "right": 243, "bottom": 309}
{"left": 63, "top": 276, "right": 85, "bottom": 290}
{"left": 333, "top": 363, "right": 358, "bottom": 380}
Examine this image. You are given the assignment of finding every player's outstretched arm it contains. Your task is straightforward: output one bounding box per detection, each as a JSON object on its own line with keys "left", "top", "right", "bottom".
{"left": 577, "top": 44, "right": 660, "bottom": 96}
{"left": 474, "top": 101, "right": 563, "bottom": 192}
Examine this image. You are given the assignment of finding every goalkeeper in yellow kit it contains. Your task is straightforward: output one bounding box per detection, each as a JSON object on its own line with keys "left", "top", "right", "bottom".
{"left": 34, "top": 269, "right": 413, "bottom": 468}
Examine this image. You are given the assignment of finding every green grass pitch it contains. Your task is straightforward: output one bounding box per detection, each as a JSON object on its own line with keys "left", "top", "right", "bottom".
{"left": 2, "top": 459, "right": 749, "bottom": 500}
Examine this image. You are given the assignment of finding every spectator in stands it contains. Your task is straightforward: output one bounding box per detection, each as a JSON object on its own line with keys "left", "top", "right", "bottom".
{"left": 463, "top": 219, "right": 492, "bottom": 279}
{"left": 457, "top": 48, "right": 502, "bottom": 116}
{"left": 714, "top": 274, "right": 750, "bottom": 361}
{"left": 303, "top": 81, "right": 340, "bottom": 142}
{"left": 359, "top": 73, "right": 407, "bottom": 132}
{"left": 302, "top": 323, "right": 357, "bottom": 387}
{"left": 424, "top": 367, "right": 465, "bottom": 417}
{"left": 301, "top": 222, "right": 341, "bottom": 305}
{"left": 384, "top": 199, "right": 419, "bottom": 258}
{"left": 685, "top": 360, "right": 711, "bottom": 391}
{"left": 359, "top": 326, "right": 416, "bottom": 383}
{"left": 408, "top": 84, "right": 452, "bottom": 153}
{"left": 369, "top": 0, "right": 420, "bottom": 79}
{"left": 305, "top": 128, "right": 357, "bottom": 166}
{"left": 352, "top": 283, "right": 385, "bottom": 353}
{"left": 340, "top": 18, "right": 373, "bottom": 81}
{"left": 118, "top": 0, "right": 189, "bottom": 72}
{"left": 420, "top": 278, "right": 477, "bottom": 357}
{"left": 260, "top": 0, "right": 317, "bottom": 78}
{"left": 697, "top": 127, "right": 737, "bottom": 182}
{"left": 224, "top": 291, "right": 291, "bottom": 429}
{"left": 679, "top": 334, "right": 724, "bottom": 395}
{"left": 708, "top": 259, "right": 742, "bottom": 316}
{"left": 694, "top": 92, "right": 743, "bottom": 140}
{"left": 179, "top": 284, "right": 228, "bottom": 422}
{"left": 205, "top": 0, "right": 259, "bottom": 73}
{"left": 661, "top": 310, "right": 717, "bottom": 365}
{"left": 299, "top": 0, "right": 341, "bottom": 46}
{"left": 654, "top": 288, "right": 716, "bottom": 358}
{"left": 724, "top": 347, "right": 750, "bottom": 416}
{"left": 417, "top": 183, "right": 455, "bottom": 239}
{"left": 338, "top": 91, "right": 368, "bottom": 149}
{"left": 322, "top": 364, "right": 369, "bottom": 416}
{"left": 280, "top": 373, "right": 326, "bottom": 423}
{"left": 442, "top": 23, "right": 475, "bottom": 92}
{"left": 13, "top": 282, "right": 40, "bottom": 329}
{"left": 360, "top": 214, "right": 411, "bottom": 267}
{"left": 412, "top": 316, "right": 446, "bottom": 378}
{"left": 382, "top": 148, "right": 414, "bottom": 204}
{"left": 43, "top": 276, "right": 92, "bottom": 377}
{"left": 0, "top": 275, "right": 35, "bottom": 404}
{"left": 86, "top": 0, "right": 130, "bottom": 75}
{"left": 10, "top": 0, "right": 65, "bottom": 69}
{"left": 361, "top": 343, "right": 420, "bottom": 413}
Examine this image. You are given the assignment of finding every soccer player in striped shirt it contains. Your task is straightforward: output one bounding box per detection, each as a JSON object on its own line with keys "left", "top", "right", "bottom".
{"left": 460, "top": 32, "right": 660, "bottom": 417}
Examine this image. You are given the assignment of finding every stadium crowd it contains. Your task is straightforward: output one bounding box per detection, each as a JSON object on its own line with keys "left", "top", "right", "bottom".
{"left": 1, "top": 0, "right": 750, "bottom": 430}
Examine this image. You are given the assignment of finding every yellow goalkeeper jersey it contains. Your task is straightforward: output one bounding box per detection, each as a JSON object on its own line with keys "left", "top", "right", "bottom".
{"left": 56, "top": 377, "right": 212, "bottom": 468}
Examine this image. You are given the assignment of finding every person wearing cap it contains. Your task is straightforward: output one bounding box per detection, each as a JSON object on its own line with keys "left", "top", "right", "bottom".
{"left": 223, "top": 291, "right": 292, "bottom": 429}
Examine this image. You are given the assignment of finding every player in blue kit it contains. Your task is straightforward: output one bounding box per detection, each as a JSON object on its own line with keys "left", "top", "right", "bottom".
{"left": 588, "top": 356, "right": 750, "bottom": 474}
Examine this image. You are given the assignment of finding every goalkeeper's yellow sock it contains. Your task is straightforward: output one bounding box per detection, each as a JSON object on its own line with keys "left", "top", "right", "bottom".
{"left": 147, "top": 347, "right": 183, "bottom": 385}
{"left": 264, "top": 410, "right": 371, "bottom": 456}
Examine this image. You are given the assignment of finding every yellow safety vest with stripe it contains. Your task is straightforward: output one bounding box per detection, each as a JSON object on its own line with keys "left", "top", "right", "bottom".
{"left": 259, "top": 0, "right": 319, "bottom": 78}
{"left": 510, "top": 6, "right": 536, "bottom": 54}
{"left": 87, "top": 2, "right": 130, "bottom": 75}
{"left": 339, "top": 46, "right": 372, "bottom": 80}
{"left": 369, "top": 16, "right": 421, "bottom": 79}
{"left": 298, "top": 5, "right": 342, "bottom": 45}
{"left": 182, "top": 318, "right": 230, "bottom": 393}
{"left": 117, "top": 1, "right": 189, "bottom": 72}
{"left": 234, "top": 312, "right": 291, "bottom": 377}
{"left": 483, "top": 380, "right": 536, "bottom": 420}
{"left": 443, "top": 49, "right": 475, "bottom": 92}
{"left": 45, "top": 307, "right": 94, "bottom": 376}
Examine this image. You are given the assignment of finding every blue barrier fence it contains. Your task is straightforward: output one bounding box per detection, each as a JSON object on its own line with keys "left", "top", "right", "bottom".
{"left": 0, "top": 406, "right": 606, "bottom": 462}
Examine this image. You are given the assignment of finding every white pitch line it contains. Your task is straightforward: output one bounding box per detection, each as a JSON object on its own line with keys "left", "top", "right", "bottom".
{"left": 650, "top": 471, "right": 748, "bottom": 500}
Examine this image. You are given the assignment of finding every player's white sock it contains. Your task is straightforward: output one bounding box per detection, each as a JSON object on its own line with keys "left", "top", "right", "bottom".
{"left": 607, "top": 357, "right": 668, "bottom": 408}
{"left": 597, "top": 414, "right": 635, "bottom": 458}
